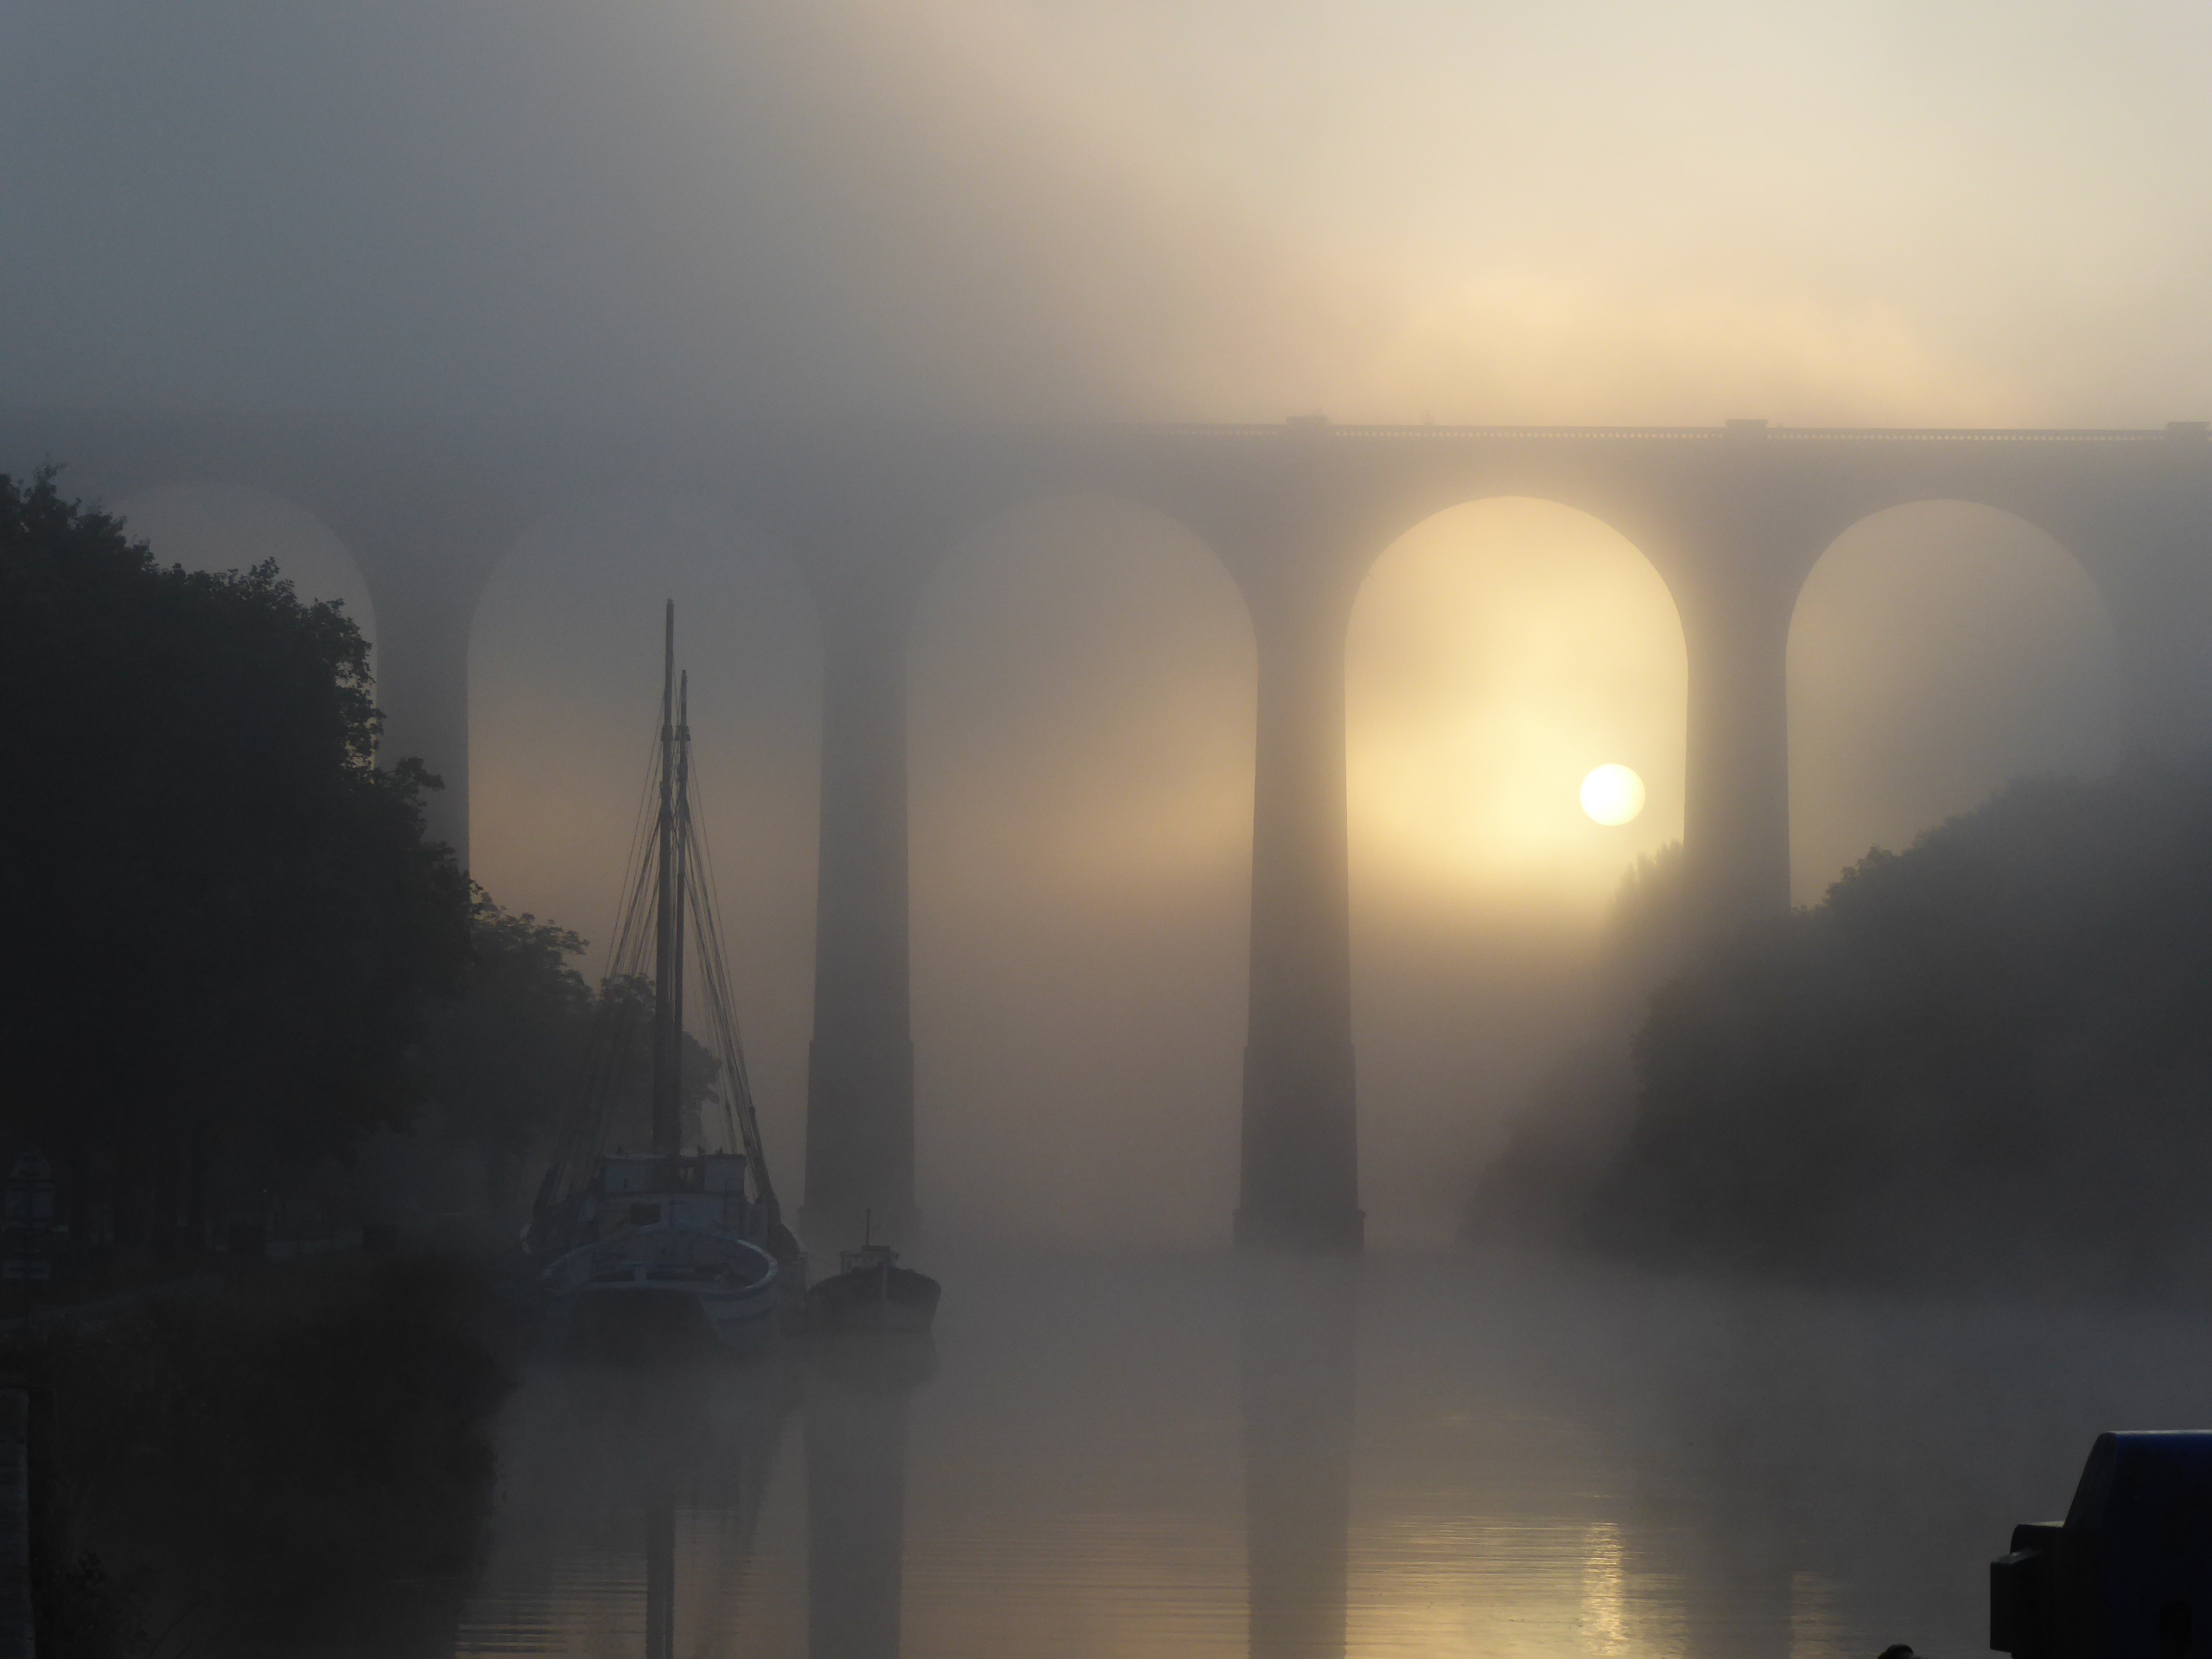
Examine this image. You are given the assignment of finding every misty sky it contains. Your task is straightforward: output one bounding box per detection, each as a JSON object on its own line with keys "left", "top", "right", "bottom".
{"left": 7, "top": 2, "right": 2210, "bottom": 423}
{"left": 17, "top": 3, "right": 2193, "bottom": 1244}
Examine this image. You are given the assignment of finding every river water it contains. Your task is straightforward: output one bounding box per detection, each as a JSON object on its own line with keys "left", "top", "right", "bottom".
{"left": 448, "top": 1249, "right": 2212, "bottom": 1659}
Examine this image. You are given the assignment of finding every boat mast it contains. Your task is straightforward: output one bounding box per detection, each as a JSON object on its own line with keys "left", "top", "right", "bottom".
{"left": 672, "top": 670, "right": 692, "bottom": 1133}
{"left": 651, "top": 602, "right": 683, "bottom": 1158}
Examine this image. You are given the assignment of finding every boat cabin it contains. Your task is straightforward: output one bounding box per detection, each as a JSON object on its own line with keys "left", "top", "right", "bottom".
{"left": 559, "top": 1151, "right": 763, "bottom": 1243}
{"left": 596, "top": 1152, "right": 749, "bottom": 1197}
{"left": 839, "top": 1241, "right": 901, "bottom": 1276}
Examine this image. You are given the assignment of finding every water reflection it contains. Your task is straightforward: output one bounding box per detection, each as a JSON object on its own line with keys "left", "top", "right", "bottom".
{"left": 646, "top": 1495, "right": 676, "bottom": 1659}
{"left": 808, "top": 1338, "right": 937, "bottom": 1659}
{"left": 1241, "top": 1256, "right": 1357, "bottom": 1659}
{"left": 450, "top": 1252, "right": 2212, "bottom": 1659}
{"left": 455, "top": 1354, "right": 800, "bottom": 1656}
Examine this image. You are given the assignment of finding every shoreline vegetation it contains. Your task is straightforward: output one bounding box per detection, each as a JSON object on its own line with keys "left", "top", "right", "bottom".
{"left": 13, "top": 1254, "right": 516, "bottom": 1659}
{"left": 0, "top": 467, "right": 700, "bottom": 1283}
{"left": 1476, "top": 752, "right": 2212, "bottom": 1298}
{"left": 0, "top": 471, "right": 730, "bottom": 1655}
{"left": 1, "top": 468, "right": 470, "bottom": 1279}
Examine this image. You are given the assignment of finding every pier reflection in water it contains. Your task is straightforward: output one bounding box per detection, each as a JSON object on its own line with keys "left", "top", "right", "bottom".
{"left": 807, "top": 1338, "right": 935, "bottom": 1659}
{"left": 454, "top": 1351, "right": 804, "bottom": 1656}
{"left": 1241, "top": 1257, "right": 1357, "bottom": 1659}
{"left": 452, "top": 1251, "right": 2212, "bottom": 1658}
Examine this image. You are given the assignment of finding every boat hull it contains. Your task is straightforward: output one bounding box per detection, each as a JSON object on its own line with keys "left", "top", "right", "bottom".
{"left": 806, "top": 1263, "right": 940, "bottom": 1334}
{"left": 537, "top": 1222, "right": 785, "bottom": 1355}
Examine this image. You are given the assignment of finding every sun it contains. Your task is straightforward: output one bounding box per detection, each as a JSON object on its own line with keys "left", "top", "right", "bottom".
{"left": 1580, "top": 764, "right": 1645, "bottom": 826}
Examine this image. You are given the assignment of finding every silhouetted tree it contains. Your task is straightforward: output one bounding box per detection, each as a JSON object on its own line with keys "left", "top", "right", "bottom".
{"left": 1586, "top": 756, "right": 2212, "bottom": 1290}
{"left": 414, "top": 895, "right": 726, "bottom": 1222}
{"left": 417, "top": 890, "right": 592, "bottom": 1205}
{"left": 0, "top": 469, "right": 472, "bottom": 1255}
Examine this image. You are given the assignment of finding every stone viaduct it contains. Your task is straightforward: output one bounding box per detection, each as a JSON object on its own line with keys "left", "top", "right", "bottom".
{"left": 7, "top": 410, "right": 2210, "bottom": 1249}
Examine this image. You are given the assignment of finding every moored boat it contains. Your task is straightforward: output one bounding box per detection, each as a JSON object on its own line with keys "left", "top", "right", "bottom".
{"left": 806, "top": 1219, "right": 940, "bottom": 1334}
{"left": 524, "top": 605, "right": 801, "bottom": 1353}
{"left": 532, "top": 1152, "right": 786, "bottom": 1351}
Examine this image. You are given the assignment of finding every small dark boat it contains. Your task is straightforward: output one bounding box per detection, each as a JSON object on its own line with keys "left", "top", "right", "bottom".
{"left": 806, "top": 1221, "right": 939, "bottom": 1334}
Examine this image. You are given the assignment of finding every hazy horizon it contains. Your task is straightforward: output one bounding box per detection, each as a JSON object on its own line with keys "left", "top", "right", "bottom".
{"left": 7, "top": 2, "right": 2211, "bottom": 429}
{"left": 96, "top": 471, "right": 2128, "bottom": 1249}
{"left": 8, "top": 0, "right": 2196, "bottom": 1247}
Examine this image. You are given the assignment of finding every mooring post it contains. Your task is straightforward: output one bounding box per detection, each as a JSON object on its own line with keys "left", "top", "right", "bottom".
{"left": 0, "top": 1387, "right": 29, "bottom": 1659}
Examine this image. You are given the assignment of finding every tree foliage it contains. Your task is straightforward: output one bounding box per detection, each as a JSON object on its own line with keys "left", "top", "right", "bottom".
{"left": 414, "top": 893, "right": 723, "bottom": 1217}
{"left": 1588, "top": 755, "right": 2212, "bottom": 1290}
{"left": 418, "top": 890, "right": 593, "bottom": 1162}
{"left": 0, "top": 469, "right": 472, "bottom": 1231}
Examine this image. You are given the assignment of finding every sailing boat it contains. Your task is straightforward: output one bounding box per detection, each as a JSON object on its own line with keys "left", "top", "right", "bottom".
{"left": 524, "top": 604, "right": 802, "bottom": 1352}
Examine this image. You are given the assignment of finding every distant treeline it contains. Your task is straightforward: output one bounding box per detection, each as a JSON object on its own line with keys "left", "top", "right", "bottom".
{"left": 1478, "top": 754, "right": 2212, "bottom": 1294}
{"left": 0, "top": 469, "right": 698, "bottom": 1265}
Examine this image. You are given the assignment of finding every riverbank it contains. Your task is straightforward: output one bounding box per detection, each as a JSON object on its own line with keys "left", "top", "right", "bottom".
{"left": 10, "top": 1252, "right": 517, "bottom": 1658}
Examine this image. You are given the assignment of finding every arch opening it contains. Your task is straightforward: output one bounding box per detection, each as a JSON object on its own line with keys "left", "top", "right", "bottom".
{"left": 908, "top": 492, "right": 1256, "bottom": 1247}
{"left": 467, "top": 493, "right": 824, "bottom": 1171}
{"left": 1346, "top": 496, "right": 1688, "bottom": 1246}
{"left": 1788, "top": 499, "right": 2123, "bottom": 906}
{"left": 112, "top": 482, "right": 378, "bottom": 658}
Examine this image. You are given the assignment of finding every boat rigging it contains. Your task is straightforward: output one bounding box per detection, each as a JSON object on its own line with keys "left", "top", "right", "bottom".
{"left": 525, "top": 603, "right": 801, "bottom": 1351}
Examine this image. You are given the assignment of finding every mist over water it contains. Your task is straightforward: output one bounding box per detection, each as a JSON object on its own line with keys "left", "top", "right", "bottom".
{"left": 454, "top": 1249, "right": 2212, "bottom": 1659}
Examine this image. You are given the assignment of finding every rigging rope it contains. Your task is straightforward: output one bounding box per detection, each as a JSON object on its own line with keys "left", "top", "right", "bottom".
{"left": 540, "top": 695, "right": 782, "bottom": 1224}
{"left": 679, "top": 773, "right": 778, "bottom": 1213}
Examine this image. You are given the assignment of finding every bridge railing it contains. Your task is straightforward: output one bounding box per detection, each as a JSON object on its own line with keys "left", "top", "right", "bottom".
{"left": 1091, "top": 421, "right": 2201, "bottom": 442}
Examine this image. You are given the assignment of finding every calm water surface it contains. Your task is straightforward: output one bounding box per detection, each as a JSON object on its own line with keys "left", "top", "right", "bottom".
{"left": 449, "top": 1251, "right": 2212, "bottom": 1658}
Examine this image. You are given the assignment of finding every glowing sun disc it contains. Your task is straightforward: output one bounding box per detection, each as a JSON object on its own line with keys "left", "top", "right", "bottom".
{"left": 1580, "top": 764, "right": 1646, "bottom": 826}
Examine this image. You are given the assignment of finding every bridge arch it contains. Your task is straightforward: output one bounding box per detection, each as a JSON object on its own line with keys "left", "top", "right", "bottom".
{"left": 1344, "top": 495, "right": 1687, "bottom": 1243}
{"left": 1346, "top": 495, "right": 1687, "bottom": 912}
{"left": 467, "top": 490, "right": 825, "bottom": 1164}
{"left": 111, "top": 480, "right": 378, "bottom": 650}
{"left": 1787, "top": 499, "right": 2122, "bottom": 905}
{"left": 907, "top": 490, "right": 1256, "bottom": 1244}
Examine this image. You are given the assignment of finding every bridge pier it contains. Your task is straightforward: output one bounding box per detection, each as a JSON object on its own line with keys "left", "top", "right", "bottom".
{"left": 1679, "top": 575, "right": 1796, "bottom": 929}
{"left": 2074, "top": 461, "right": 2212, "bottom": 757}
{"left": 1234, "top": 563, "right": 1364, "bottom": 1252}
{"left": 803, "top": 592, "right": 918, "bottom": 1249}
